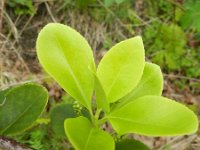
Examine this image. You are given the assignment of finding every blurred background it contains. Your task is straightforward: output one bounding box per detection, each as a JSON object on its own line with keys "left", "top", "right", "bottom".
{"left": 0, "top": 0, "right": 200, "bottom": 149}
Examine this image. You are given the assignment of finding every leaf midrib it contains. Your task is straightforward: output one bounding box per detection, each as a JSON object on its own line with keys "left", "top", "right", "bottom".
{"left": 107, "top": 116, "right": 180, "bottom": 131}
{"left": 83, "top": 129, "right": 93, "bottom": 150}
{"left": 114, "top": 67, "right": 161, "bottom": 110}
{"left": 121, "top": 70, "right": 158, "bottom": 105}
{"left": 106, "top": 67, "right": 123, "bottom": 98}
{"left": 55, "top": 36, "right": 89, "bottom": 108}
{"left": 1, "top": 92, "right": 45, "bottom": 134}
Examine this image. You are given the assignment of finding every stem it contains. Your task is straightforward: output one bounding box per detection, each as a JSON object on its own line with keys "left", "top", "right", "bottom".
{"left": 95, "top": 108, "right": 102, "bottom": 120}
{"left": 0, "top": 136, "right": 32, "bottom": 150}
{"left": 94, "top": 108, "right": 102, "bottom": 128}
{"left": 89, "top": 109, "right": 96, "bottom": 127}
{"left": 98, "top": 117, "right": 108, "bottom": 126}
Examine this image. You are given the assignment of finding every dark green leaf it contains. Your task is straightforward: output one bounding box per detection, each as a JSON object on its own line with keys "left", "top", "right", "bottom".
{"left": 0, "top": 83, "right": 48, "bottom": 135}
{"left": 50, "top": 103, "right": 77, "bottom": 138}
{"left": 116, "top": 139, "right": 150, "bottom": 150}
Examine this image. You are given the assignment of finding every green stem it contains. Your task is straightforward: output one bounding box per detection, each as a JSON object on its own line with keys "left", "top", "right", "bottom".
{"left": 95, "top": 108, "right": 102, "bottom": 120}
{"left": 94, "top": 108, "right": 102, "bottom": 128}
{"left": 89, "top": 109, "right": 96, "bottom": 127}
{"left": 98, "top": 117, "right": 108, "bottom": 126}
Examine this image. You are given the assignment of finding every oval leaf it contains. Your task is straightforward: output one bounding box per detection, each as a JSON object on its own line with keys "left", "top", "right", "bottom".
{"left": 107, "top": 96, "right": 198, "bottom": 136}
{"left": 115, "top": 62, "right": 163, "bottom": 109}
{"left": 97, "top": 36, "right": 145, "bottom": 103}
{"left": 36, "top": 23, "right": 96, "bottom": 109}
{"left": 50, "top": 103, "right": 77, "bottom": 138}
{"left": 0, "top": 83, "right": 48, "bottom": 135}
{"left": 64, "top": 116, "right": 114, "bottom": 150}
{"left": 116, "top": 139, "right": 150, "bottom": 150}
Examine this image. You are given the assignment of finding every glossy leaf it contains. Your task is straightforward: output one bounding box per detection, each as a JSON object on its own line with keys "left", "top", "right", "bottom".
{"left": 116, "top": 139, "right": 150, "bottom": 150}
{"left": 64, "top": 116, "right": 114, "bottom": 150}
{"left": 0, "top": 83, "right": 48, "bottom": 135}
{"left": 115, "top": 62, "right": 163, "bottom": 108}
{"left": 36, "top": 23, "right": 96, "bottom": 109}
{"left": 50, "top": 103, "right": 77, "bottom": 138}
{"left": 97, "top": 36, "right": 145, "bottom": 103}
{"left": 107, "top": 96, "right": 198, "bottom": 136}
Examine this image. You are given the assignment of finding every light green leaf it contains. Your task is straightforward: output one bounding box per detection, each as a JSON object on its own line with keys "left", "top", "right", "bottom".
{"left": 97, "top": 36, "right": 145, "bottom": 103}
{"left": 116, "top": 139, "right": 150, "bottom": 150}
{"left": 64, "top": 116, "right": 114, "bottom": 150}
{"left": 107, "top": 96, "right": 198, "bottom": 136}
{"left": 0, "top": 83, "right": 48, "bottom": 135}
{"left": 115, "top": 62, "right": 163, "bottom": 108}
{"left": 36, "top": 23, "right": 96, "bottom": 109}
{"left": 50, "top": 103, "right": 77, "bottom": 138}
{"left": 89, "top": 67, "right": 109, "bottom": 112}
{"left": 94, "top": 73, "right": 110, "bottom": 113}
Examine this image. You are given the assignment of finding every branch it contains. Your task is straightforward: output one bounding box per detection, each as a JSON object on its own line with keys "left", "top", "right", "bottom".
{"left": 0, "top": 0, "right": 6, "bottom": 33}
{"left": 0, "top": 136, "right": 32, "bottom": 150}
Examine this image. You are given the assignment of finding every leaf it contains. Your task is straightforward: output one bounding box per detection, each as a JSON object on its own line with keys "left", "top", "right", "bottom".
{"left": 64, "top": 116, "right": 114, "bottom": 150}
{"left": 115, "top": 62, "right": 163, "bottom": 108}
{"left": 161, "top": 24, "right": 186, "bottom": 54}
{"left": 180, "top": 1, "right": 200, "bottom": 31}
{"left": 152, "top": 24, "right": 186, "bottom": 70}
{"left": 76, "top": 0, "right": 96, "bottom": 8}
{"left": 97, "top": 36, "right": 145, "bottom": 103}
{"left": 50, "top": 103, "right": 77, "bottom": 138}
{"left": 0, "top": 88, "right": 11, "bottom": 105}
{"left": 88, "top": 67, "right": 109, "bottom": 112}
{"left": 104, "top": 0, "right": 115, "bottom": 6}
{"left": 8, "top": 0, "right": 35, "bottom": 15}
{"left": 107, "top": 96, "right": 198, "bottom": 136}
{"left": 94, "top": 73, "right": 110, "bottom": 113}
{"left": 165, "top": 53, "right": 180, "bottom": 70}
{"left": 36, "top": 23, "right": 96, "bottom": 109}
{"left": 116, "top": 139, "right": 150, "bottom": 150}
{"left": 0, "top": 83, "right": 48, "bottom": 135}
{"left": 152, "top": 50, "right": 165, "bottom": 68}
{"left": 115, "top": 0, "right": 125, "bottom": 4}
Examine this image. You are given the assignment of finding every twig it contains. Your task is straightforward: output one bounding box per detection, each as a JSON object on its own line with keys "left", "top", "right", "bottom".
{"left": 0, "top": 12, "right": 34, "bottom": 79}
{"left": 0, "top": 136, "right": 32, "bottom": 150}
{"left": 163, "top": 73, "right": 200, "bottom": 82}
{"left": 3, "top": 10, "right": 19, "bottom": 42}
{"left": 157, "top": 135, "right": 197, "bottom": 150}
{"left": 45, "top": 2, "right": 57, "bottom": 22}
{"left": 0, "top": 0, "right": 6, "bottom": 33}
{"left": 97, "top": 0, "right": 135, "bottom": 36}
